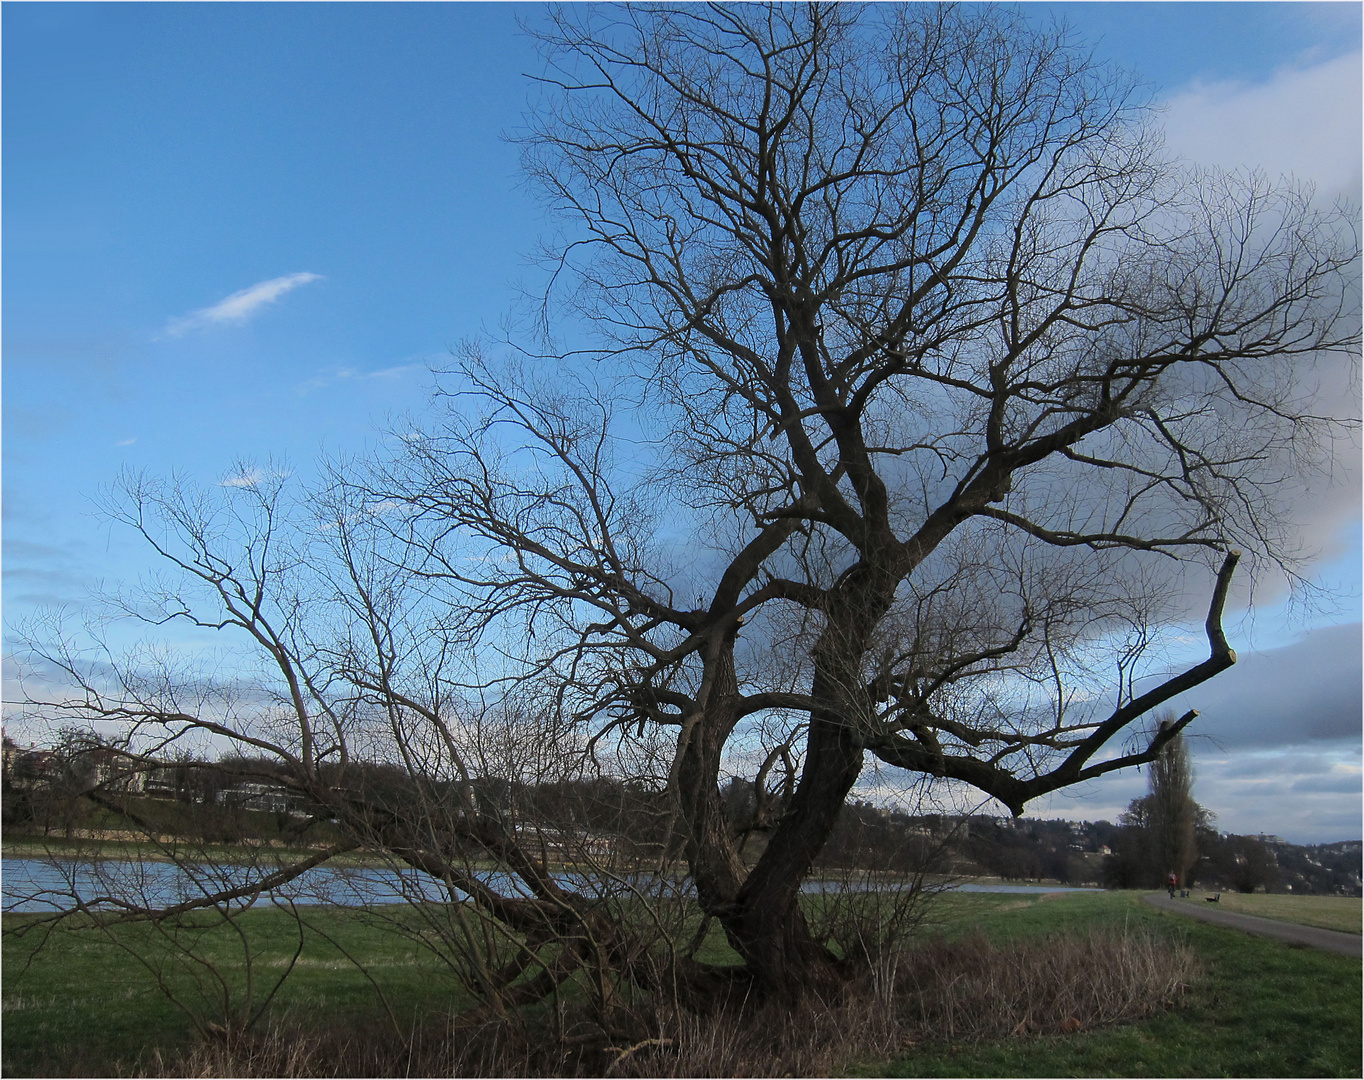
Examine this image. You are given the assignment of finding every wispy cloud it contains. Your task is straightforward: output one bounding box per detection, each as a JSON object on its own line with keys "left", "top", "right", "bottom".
{"left": 114, "top": 437, "right": 137, "bottom": 447}
{"left": 295, "top": 362, "right": 422, "bottom": 395}
{"left": 163, "top": 273, "right": 324, "bottom": 337}
{"left": 221, "top": 467, "right": 268, "bottom": 489}
{"left": 219, "top": 465, "right": 293, "bottom": 489}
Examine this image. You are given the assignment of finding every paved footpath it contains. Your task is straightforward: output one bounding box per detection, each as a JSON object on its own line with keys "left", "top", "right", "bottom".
{"left": 1143, "top": 894, "right": 1362, "bottom": 958}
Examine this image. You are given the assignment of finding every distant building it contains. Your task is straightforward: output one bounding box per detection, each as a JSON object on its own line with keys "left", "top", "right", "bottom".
{"left": 84, "top": 748, "right": 147, "bottom": 793}
{"left": 516, "top": 823, "right": 618, "bottom": 861}
{"left": 216, "top": 780, "right": 305, "bottom": 815}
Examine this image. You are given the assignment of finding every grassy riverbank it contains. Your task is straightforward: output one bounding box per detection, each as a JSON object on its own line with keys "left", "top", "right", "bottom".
{"left": 1, "top": 835, "right": 394, "bottom": 868}
{"left": 4, "top": 890, "right": 1359, "bottom": 1077}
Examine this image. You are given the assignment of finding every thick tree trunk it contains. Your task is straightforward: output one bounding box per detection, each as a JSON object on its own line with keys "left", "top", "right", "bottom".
{"left": 671, "top": 634, "right": 851, "bottom": 1002}
{"left": 728, "top": 695, "right": 866, "bottom": 997}
{"left": 676, "top": 710, "right": 747, "bottom": 914}
{"left": 722, "top": 574, "right": 895, "bottom": 998}
{"left": 674, "top": 634, "right": 747, "bottom": 915}
{"left": 675, "top": 583, "right": 892, "bottom": 1000}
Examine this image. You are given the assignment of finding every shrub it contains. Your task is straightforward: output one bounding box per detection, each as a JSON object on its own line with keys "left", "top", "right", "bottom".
{"left": 147, "top": 927, "right": 1197, "bottom": 1077}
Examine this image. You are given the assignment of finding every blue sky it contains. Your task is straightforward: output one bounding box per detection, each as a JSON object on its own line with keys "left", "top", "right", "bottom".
{"left": 4, "top": 2, "right": 1361, "bottom": 842}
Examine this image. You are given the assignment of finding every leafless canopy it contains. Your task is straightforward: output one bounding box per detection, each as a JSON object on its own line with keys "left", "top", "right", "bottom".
{"left": 12, "top": 3, "right": 1358, "bottom": 1005}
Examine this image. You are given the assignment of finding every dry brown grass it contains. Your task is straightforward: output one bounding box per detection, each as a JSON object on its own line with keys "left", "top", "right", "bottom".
{"left": 144, "top": 928, "right": 1197, "bottom": 1078}
{"left": 891, "top": 928, "right": 1196, "bottom": 1043}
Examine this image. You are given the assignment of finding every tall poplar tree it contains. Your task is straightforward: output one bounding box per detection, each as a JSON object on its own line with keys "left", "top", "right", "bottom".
{"left": 1147, "top": 730, "right": 1202, "bottom": 887}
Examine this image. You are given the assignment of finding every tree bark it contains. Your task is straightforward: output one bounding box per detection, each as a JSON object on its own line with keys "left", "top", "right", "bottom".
{"left": 675, "top": 634, "right": 747, "bottom": 918}
{"left": 729, "top": 585, "right": 892, "bottom": 995}
{"left": 730, "top": 701, "right": 865, "bottom": 997}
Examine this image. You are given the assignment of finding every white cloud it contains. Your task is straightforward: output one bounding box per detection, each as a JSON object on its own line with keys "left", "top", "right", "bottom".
{"left": 1160, "top": 51, "right": 1363, "bottom": 198}
{"left": 220, "top": 467, "right": 267, "bottom": 488}
{"left": 219, "top": 465, "right": 293, "bottom": 489}
{"left": 1156, "top": 50, "right": 1363, "bottom": 615}
{"left": 295, "top": 362, "right": 423, "bottom": 395}
{"left": 163, "top": 272, "right": 324, "bottom": 338}
{"left": 114, "top": 437, "right": 137, "bottom": 447}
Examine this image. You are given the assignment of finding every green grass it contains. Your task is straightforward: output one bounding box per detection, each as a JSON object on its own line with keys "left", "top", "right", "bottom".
{"left": 853, "top": 891, "right": 1363, "bottom": 1078}
{"left": 1170, "top": 890, "right": 1362, "bottom": 934}
{"left": 2, "top": 904, "right": 476, "bottom": 1076}
{"left": 4, "top": 890, "right": 1360, "bottom": 1077}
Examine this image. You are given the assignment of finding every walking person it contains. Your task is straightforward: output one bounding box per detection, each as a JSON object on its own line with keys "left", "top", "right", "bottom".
{"left": 1166, "top": 871, "right": 1178, "bottom": 899}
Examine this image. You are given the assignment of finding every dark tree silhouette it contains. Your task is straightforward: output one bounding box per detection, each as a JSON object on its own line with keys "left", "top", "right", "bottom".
{"left": 14, "top": 3, "right": 1358, "bottom": 1016}
{"left": 1106, "top": 730, "right": 1208, "bottom": 889}
{"left": 1216, "top": 834, "right": 1282, "bottom": 894}
{"left": 1146, "top": 731, "right": 1202, "bottom": 888}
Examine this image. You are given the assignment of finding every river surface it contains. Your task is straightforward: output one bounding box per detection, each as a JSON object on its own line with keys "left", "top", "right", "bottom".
{"left": 1, "top": 856, "right": 1097, "bottom": 913}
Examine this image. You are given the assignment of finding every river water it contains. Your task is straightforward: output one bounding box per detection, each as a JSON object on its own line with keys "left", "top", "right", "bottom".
{"left": 1, "top": 856, "right": 1097, "bottom": 913}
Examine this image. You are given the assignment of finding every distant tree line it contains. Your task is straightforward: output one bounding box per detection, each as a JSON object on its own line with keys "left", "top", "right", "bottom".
{"left": 1096, "top": 734, "right": 1361, "bottom": 896}
{"left": 6, "top": 733, "right": 1359, "bottom": 895}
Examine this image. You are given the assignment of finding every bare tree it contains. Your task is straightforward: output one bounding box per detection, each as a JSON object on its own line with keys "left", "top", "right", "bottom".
{"left": 10, "top": 2, "right": 1358, "bottom": 1022}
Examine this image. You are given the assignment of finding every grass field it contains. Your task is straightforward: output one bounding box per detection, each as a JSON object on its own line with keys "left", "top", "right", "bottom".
{"left": 3, "top": 890, "right": 1360, "bottom": 1077}
{"left": 854, "top": 890, "right": 1362, "bottom": 1077}
{"left": 1170, "top": 890, "right": 1362, "bottom": 934}
{"left": 2, "top": 903, "right": 470, "bottom": 1077}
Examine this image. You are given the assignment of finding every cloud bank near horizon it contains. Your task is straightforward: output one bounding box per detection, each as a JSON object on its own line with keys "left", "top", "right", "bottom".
{"left": 860, "top": 622, "right": 1364, "bottom": 843}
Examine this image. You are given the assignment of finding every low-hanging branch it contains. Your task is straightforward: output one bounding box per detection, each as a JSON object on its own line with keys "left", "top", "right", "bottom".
{"left": 866, "top": 551, "right": 1240, "bottom": 814}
